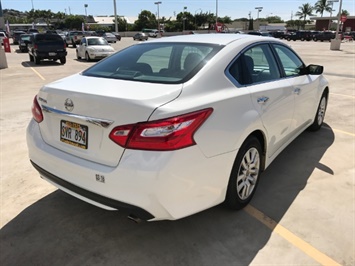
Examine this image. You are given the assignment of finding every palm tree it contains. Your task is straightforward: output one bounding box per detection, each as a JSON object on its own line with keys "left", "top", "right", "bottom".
{"left": 295, "top": 3, "right": 314, "bottom": 27}
{"left": 314, "top": 0, "right": 332, "bottom": 17}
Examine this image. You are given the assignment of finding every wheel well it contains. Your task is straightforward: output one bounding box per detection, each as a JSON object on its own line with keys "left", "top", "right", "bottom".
{"left": 323, "top": 87, "right": 329, "bottom": 98}
{"left": 248, "top": 130, "right": 266, "bottom": 171}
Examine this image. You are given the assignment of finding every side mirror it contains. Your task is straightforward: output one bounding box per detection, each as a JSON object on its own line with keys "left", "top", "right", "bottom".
{"left": 301, "top": 64, "right": 324, "bottom": 75}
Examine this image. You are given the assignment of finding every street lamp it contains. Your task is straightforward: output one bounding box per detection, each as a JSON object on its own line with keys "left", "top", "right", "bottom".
{"left": 255, "top": 7, "right": 263, "bottom": 20}
{"left": 84, "top": 4, "right": 88, "bottom": 31}
{"left": 154, "top": 1, "right": 162, "bottom": 37}
{"left": 182, "top": 6, "right": 187, "bottom": 33}
{"left": 195, "top": 8, "right": 202, "bottom": 30}
{"left": 31, "top": 0, "right": 34, "bottom": 10}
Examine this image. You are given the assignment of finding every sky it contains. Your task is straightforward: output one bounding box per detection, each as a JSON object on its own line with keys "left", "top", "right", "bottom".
{"left": 1, "top": 0, "right": 354, "bottom": 21}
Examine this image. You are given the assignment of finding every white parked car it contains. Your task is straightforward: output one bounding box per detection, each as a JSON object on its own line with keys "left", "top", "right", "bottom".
{"left": 76, "top": 36, "right": 115, "bottom": 61}
{"left": 27, "top": 34, "right": 329, "bottom": 221}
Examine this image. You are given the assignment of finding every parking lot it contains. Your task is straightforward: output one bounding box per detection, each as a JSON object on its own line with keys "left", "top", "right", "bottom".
{"left": 0, "top": 37, "right": 354, "bottom": 265}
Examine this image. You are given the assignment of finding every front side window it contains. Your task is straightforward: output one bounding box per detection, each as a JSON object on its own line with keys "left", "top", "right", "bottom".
{"left": 229, "top": 44, "right": 280, "bottom": 85}
{"left": 82, "top": 42, "right": 223, "bottom": 84}
{"left": 273, "top": 44, "right": 304, "bottom": 77}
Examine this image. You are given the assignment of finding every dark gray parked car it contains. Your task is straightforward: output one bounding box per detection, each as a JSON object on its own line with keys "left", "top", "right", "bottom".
{"left": 133, "top": 32, "right": 148, "bottom": 41}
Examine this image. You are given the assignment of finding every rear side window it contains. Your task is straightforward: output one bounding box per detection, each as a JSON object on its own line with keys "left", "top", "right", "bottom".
{"left": 35, "top": 34, "right": 63, "bottom": 42}
{"left": 82, "top": 42, "right": 222, "bottom": 84}
{"left": 229, "top": 44, "right": 280, "bottom": 85}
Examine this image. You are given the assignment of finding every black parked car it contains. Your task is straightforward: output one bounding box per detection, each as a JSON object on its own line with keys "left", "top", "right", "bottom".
{"left": 18, "top": 34, "right": 32, "bottom": 52}
{"left": 313, "top": 31, "right": 337, "bottom": 42}
{"left": 286, "top": 31, "right": 313, "bottom": 41}
{"left": 12, "top": 30, "right": 26, "bottom": 44}
{"left": 28, "top": 33, "right": 67, "bottom": 64}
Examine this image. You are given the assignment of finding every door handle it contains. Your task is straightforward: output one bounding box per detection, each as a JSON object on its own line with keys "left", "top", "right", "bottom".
{"left": 294, "top": 88, "right": 301, "bottom": 95}
{"left": 257, "top": 96, "right": 269, "bottom": 104}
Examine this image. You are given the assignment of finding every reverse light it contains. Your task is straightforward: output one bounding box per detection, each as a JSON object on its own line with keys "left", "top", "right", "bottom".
{"left": 109, "top": 108, "right": 213, "bottom": 151}
{"left": 31, "top": 95, "right": 43, "bottom": 123}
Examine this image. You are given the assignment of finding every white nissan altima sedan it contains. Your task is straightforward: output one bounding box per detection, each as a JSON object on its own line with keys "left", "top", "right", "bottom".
{"left": 27, "top": 34, "right": 329, "bottom": 221}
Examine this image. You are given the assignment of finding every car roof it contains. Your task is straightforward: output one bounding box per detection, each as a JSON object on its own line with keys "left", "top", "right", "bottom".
{"left": 147, "top": 33, "right": 276, "bottom": 46}
{"left": 85, "top": 36, "right": 104, "bottom": 39}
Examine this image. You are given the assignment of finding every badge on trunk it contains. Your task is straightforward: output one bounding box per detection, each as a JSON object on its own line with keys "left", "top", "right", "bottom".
{"left": 64, "top": 98, "right": 74, "bottom": 112}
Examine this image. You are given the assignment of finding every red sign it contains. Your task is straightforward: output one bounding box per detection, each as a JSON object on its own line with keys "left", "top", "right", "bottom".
{"left": 3, "top": 38, "right": 11, "bottom": 53}
{"left": 340, "top": 15, "right": 347, "bottom": 23}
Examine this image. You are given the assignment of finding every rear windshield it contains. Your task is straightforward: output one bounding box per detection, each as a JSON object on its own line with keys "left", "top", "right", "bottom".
{"left": 35, "top": 34, "right": 63, "bottom": 42}
{"left": 82, "top": 42, "right": 223, "bottom": 84}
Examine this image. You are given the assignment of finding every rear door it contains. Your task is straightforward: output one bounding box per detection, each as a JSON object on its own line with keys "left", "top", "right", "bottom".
{"left": 229, "top": 43, "right": 295, "bottom": 157}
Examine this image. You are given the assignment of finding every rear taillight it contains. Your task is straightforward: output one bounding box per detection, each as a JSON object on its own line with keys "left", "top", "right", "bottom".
{"left": 109, "top": 108, "right": 213, "bottom": 151}
{"left": 31, "top": 95, "right": 43, "bottom": 123}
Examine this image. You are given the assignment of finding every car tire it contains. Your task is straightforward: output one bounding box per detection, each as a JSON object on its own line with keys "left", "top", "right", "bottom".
{"left": 29, "top": 54, "right": 34, "bottom": 62}
{"left": 34, "top": 55, "right": 40, "bottom": 65}
{"left": 85, "top": 52, "right": 91, "bottom": 62}
{"left": 308, "top": 92, "right": 328, "bottom": 131}
{"left": 225, "top": 136, "right": 262, "bottom": 210}
{"left": 287, "top": 38, "right": 291, "bottom": 41}
{"left": 60, "top": 57, "right": 66, "bottom": 64}
{"left": 76, "top": 51, "right": 81, "bottom": 60}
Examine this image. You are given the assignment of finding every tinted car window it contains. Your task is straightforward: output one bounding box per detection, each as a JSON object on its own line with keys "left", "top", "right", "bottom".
{"left": 35, "top": 34, "right": 63, "bottom": 42}
{"left": 82, "top": 42, "right": 222, "bottom": 84}
{"left": 229, "top": 44, "right": 280, "bottom": 85}
{"left": 273, "top": 44, "right": 304, "bottom": 77}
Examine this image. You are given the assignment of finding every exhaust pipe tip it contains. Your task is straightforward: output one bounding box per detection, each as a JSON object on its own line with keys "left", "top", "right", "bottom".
{"left": 127, "top": 214, "right": 142, "bottom": 223}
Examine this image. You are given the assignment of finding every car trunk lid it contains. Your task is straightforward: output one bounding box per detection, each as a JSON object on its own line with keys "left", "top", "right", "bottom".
{"left": 37, "top": 74, "right": 182, "bottom": 167}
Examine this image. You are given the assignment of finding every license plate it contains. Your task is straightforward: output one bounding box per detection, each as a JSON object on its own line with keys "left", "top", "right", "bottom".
{"left": 60, "top": 120, "right": 88, "bottom": 149}
{"left": 49, "top": 52, "right": 57, "bottom": 56}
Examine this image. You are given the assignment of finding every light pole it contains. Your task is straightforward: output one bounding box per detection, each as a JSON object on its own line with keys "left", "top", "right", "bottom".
{"left": 195, "top": 8, "right": 202, "bottom": 30}
{"left": 31, "top": 0, "right": 34, "bottom": 10}
{"left": 84, "top": 4, "right": 88, "bottom": 30}
{"left": 215, "top": 0, "right": 218, "bottom": 28}
{"left": 182, "top": 6, "right": 187, "bottom": 33}
{"left": 113, "top": 0, "right": 118, "bottom": 33}
{"left": 255, "top": 7, "right": 263, "bottom": 30}
{"left": 154, "top": 1, "right": 162, "bottom": 36}
{"left": 255, "top": 7, "right": 263, "bottom": 20}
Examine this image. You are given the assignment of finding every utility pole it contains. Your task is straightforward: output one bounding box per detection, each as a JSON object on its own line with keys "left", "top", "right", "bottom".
{"left": 113, "top": 0, "right": 118, "bottom": 33}
{"left": 154, "top": 2, "right": 162, "bottom": 36}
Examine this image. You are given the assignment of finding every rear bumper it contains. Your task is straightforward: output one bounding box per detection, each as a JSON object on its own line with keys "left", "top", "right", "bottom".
{"left": 27, "top": 119, "right": 235, "bottom": 221}
{"left": 31, "top": 160, "right": 155, "bottom": 220}
{"left": 35, "top": 51, "right": 67, "bottom": 59}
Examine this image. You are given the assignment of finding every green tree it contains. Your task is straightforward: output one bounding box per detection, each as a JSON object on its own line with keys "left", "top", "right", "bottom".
{"left": 266, "top": 15, "right": 283, "bottom": 23}
{"left": 64, "top": 15, "right": 84, "bottom": 30}
{"left": 295, "top": 3, "right": 314, "bottom": 28}
{"left": 134, "top": 10, "right": 157, "bottom": 30}
{"left": 341, "top": 10, "right": 350, "bottom": 16}
{"left": 314, "top": 0, "right": 332, "bottom": 17}
{"left": 112, "top": 16, "right": 128, "bottom": 31}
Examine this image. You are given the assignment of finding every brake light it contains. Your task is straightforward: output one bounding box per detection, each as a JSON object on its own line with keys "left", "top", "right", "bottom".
{"left": 31, "top": 95, "right": 43, "bottom": 123}
{"left": 109, "top": 108, "right": 213, "bottom": 151}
